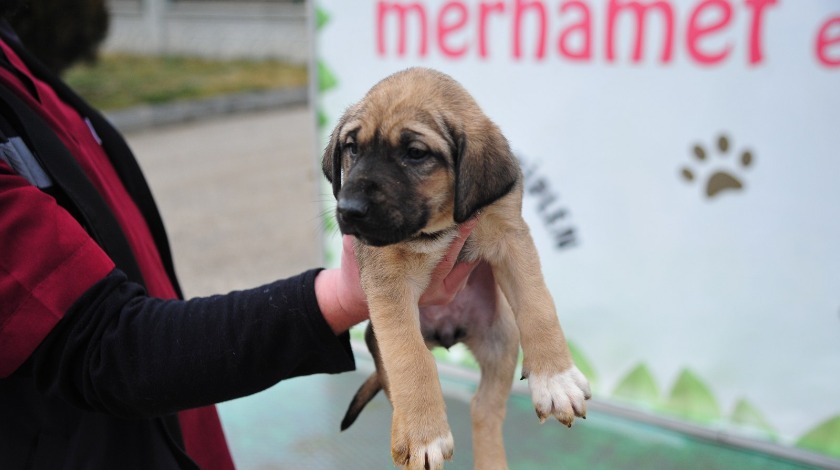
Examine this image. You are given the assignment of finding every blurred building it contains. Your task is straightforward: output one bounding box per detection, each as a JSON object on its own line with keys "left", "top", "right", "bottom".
{"left": 104, "top": 0, "right": 309, "bottom": 62}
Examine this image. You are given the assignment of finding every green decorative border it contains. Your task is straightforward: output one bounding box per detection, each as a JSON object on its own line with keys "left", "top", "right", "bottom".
{"left": 429, "top": 340, "right": 840, "bottom": 459}
{"left": 315, "top": 4, "right": 340, "bottom": 267}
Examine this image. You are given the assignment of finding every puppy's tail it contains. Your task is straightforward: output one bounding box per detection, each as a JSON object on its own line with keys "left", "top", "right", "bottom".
{"left": 340, "top": 372, "right": 382, "bottom": 431}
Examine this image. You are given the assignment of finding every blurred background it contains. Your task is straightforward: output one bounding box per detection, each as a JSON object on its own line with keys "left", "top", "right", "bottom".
{"left": 9, "top": 0, "right": 838, "bottom": 468}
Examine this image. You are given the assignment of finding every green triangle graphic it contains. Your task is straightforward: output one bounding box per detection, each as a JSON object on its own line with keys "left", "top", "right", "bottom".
{"left": 730, "top": 398, "right": 777, "bottom": 439}
{"left": 318, "top": 61, "right": 338, "bottom": 93}
{"left": 663, "top": 369, "right": 721, "bottom": 423}
{"left": 613, "top": 364, "right": 659, "bottom": 405}
{"left": 317, "top": 108, "right": 329, "bottom": 130}
{"left": 797, "top": 415, "right": 840, "bottom": 458}
{"left": 315, "top": 6, "right": 330, "bottom": 30}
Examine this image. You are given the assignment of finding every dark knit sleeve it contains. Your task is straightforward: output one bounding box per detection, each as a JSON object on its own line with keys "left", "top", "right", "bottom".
{"left": 22, "top": 268, "right": 356, "bottom": 418}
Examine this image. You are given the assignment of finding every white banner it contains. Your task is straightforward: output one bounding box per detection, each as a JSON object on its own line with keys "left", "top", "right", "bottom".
{"left": 314, "top": 0, "right": 840, "bottom": 460}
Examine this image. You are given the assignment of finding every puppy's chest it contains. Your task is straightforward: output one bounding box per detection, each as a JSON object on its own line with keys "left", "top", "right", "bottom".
{"left": 418, "top": 262, "right": 497, "bottom": 348}
{"left": 418, "top": 281, "right": 497, "bottom": 349}
{"left": 419, "top": 295, "right": 492, "bottom": 328}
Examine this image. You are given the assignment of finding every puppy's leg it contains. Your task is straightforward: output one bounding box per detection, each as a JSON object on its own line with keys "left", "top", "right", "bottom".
{"left": 463, "top": 265, "right": 518, "bottom": 470}
{"left": 360, "top": 249, "right": 454, "bottom": 469}
{"left": 480, "top": 206, "right": 591, "bottom": 427}
{"left": 370, "top": 295, "right": 454, "bottom": 469}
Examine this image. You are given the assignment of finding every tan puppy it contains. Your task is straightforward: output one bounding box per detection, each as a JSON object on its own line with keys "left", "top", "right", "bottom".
{"left": 322, "top": 68, "right": 590, "bottom": 470}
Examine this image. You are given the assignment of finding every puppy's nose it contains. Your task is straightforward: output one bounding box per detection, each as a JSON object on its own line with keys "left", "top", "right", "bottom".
{"left": 337, "top": 197, "right": 369, "bottom": 220}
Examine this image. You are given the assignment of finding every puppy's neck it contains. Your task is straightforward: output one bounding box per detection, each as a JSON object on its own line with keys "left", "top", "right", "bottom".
{"left": 415, "top": 228, "right": 455, "bottom": 242}
{"left": 405, "top": 226, "right": 459, "bottom": 255}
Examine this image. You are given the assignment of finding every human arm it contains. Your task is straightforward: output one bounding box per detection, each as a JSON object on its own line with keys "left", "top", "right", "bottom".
{"left": 1, "top": 161, "right": 354, "bottom": 417}
{"left": 21, "top": 268, "right": 354, "bottom": 419}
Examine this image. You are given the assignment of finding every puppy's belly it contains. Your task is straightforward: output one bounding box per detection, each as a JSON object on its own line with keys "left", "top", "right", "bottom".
{"left": 419, "top": 262, "right": 498, "bottom": 349}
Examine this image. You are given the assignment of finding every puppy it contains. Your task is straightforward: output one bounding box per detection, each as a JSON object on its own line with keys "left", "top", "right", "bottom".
{"left": 322, "top": 67, "right": 590, "bottom": 470}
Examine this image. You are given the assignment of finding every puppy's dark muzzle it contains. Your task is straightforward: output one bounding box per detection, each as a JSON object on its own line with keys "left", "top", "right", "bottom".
{"left": 337, "top": 197, "right": 369, "bottom": 223}
{"left": 336, "top": 196, "right": 377, "bottom": 240}
{"left": 336, "top": 194, "right": 394, "bottom": 247}
{"left": 335, "top": 191, "right": 423, "bottom": 247}
{"left": 335, "top": 177, "right": 374, "bottom": 234}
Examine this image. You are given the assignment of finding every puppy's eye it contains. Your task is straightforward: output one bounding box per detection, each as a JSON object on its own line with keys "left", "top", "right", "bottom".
{"left": 344, "top": 142, "right": 358, "bottom": 157}
{"left": 405, "top": 147, "right": 428, "bottom": 162}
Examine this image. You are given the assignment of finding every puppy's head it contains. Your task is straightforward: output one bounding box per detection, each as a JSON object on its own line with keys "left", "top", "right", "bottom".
{"left": 322, "top": 68, "right": 519, "bottom": 247}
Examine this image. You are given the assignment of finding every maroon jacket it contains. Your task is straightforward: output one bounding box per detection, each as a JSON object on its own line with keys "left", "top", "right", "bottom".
{"left": 0, "top": 22, "right": 353, "bottom": 469}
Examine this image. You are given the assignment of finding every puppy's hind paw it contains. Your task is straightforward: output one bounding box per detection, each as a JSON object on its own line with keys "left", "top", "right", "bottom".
{"left": 528, "top": 366, "right": 592, "bottom": 427}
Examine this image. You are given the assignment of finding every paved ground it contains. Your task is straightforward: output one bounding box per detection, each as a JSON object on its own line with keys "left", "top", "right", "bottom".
{"left": 122, "top": 107, "right": 822, "bottom": 469}
{"left": 124, "top": 105, "right": 324, "bottom": 299}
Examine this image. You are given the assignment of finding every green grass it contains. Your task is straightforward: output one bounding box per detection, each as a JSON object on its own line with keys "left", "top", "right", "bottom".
{"left": 63, "top": 53, "right": 308, "bottom": 111}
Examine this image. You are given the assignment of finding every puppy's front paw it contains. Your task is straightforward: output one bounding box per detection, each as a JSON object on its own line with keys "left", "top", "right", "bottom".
{"left": 391, "top": 412, "right": 454, "bottom": 470}
{"left": 527, "top": 366, "right": 591, "bottom": 427}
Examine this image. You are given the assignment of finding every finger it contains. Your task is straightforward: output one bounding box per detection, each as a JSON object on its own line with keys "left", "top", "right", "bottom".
{"left": 455, "top": 217, "right": 479, "bottom": 247}
{"left": 341, "top": 234, "right": 353, "bottom": 254}
{"left": 341, "top": 235, "right": 359, "bottom": 277}
{"left": 420, "top": 222, "right": 480, "bottom": 305}
{"left": 442, "top": 259, "right": 479, "bottom": 294}
{"left": 339, "top": 235, "right": 366, "bottom": 313}
{"left": 431, "top": 219, "right": 478, "bottom": 279}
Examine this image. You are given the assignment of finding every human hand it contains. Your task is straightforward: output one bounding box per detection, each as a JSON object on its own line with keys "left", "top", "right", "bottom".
{"left": 315, "top": 218, "right": 480, "bottom": 334}
{"left": 418, "top": 218, "right": 479, "bottom": 307}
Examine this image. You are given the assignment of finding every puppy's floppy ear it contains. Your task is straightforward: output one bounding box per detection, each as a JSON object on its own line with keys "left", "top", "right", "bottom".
{"left": 322, "top": 104, "right": 359, "bottom": 198}
{"left": 452, "top": 121, "right": 520, "bottom": 223}
{"left": 321, "top": 121, "right": 343, "bottom": 199}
